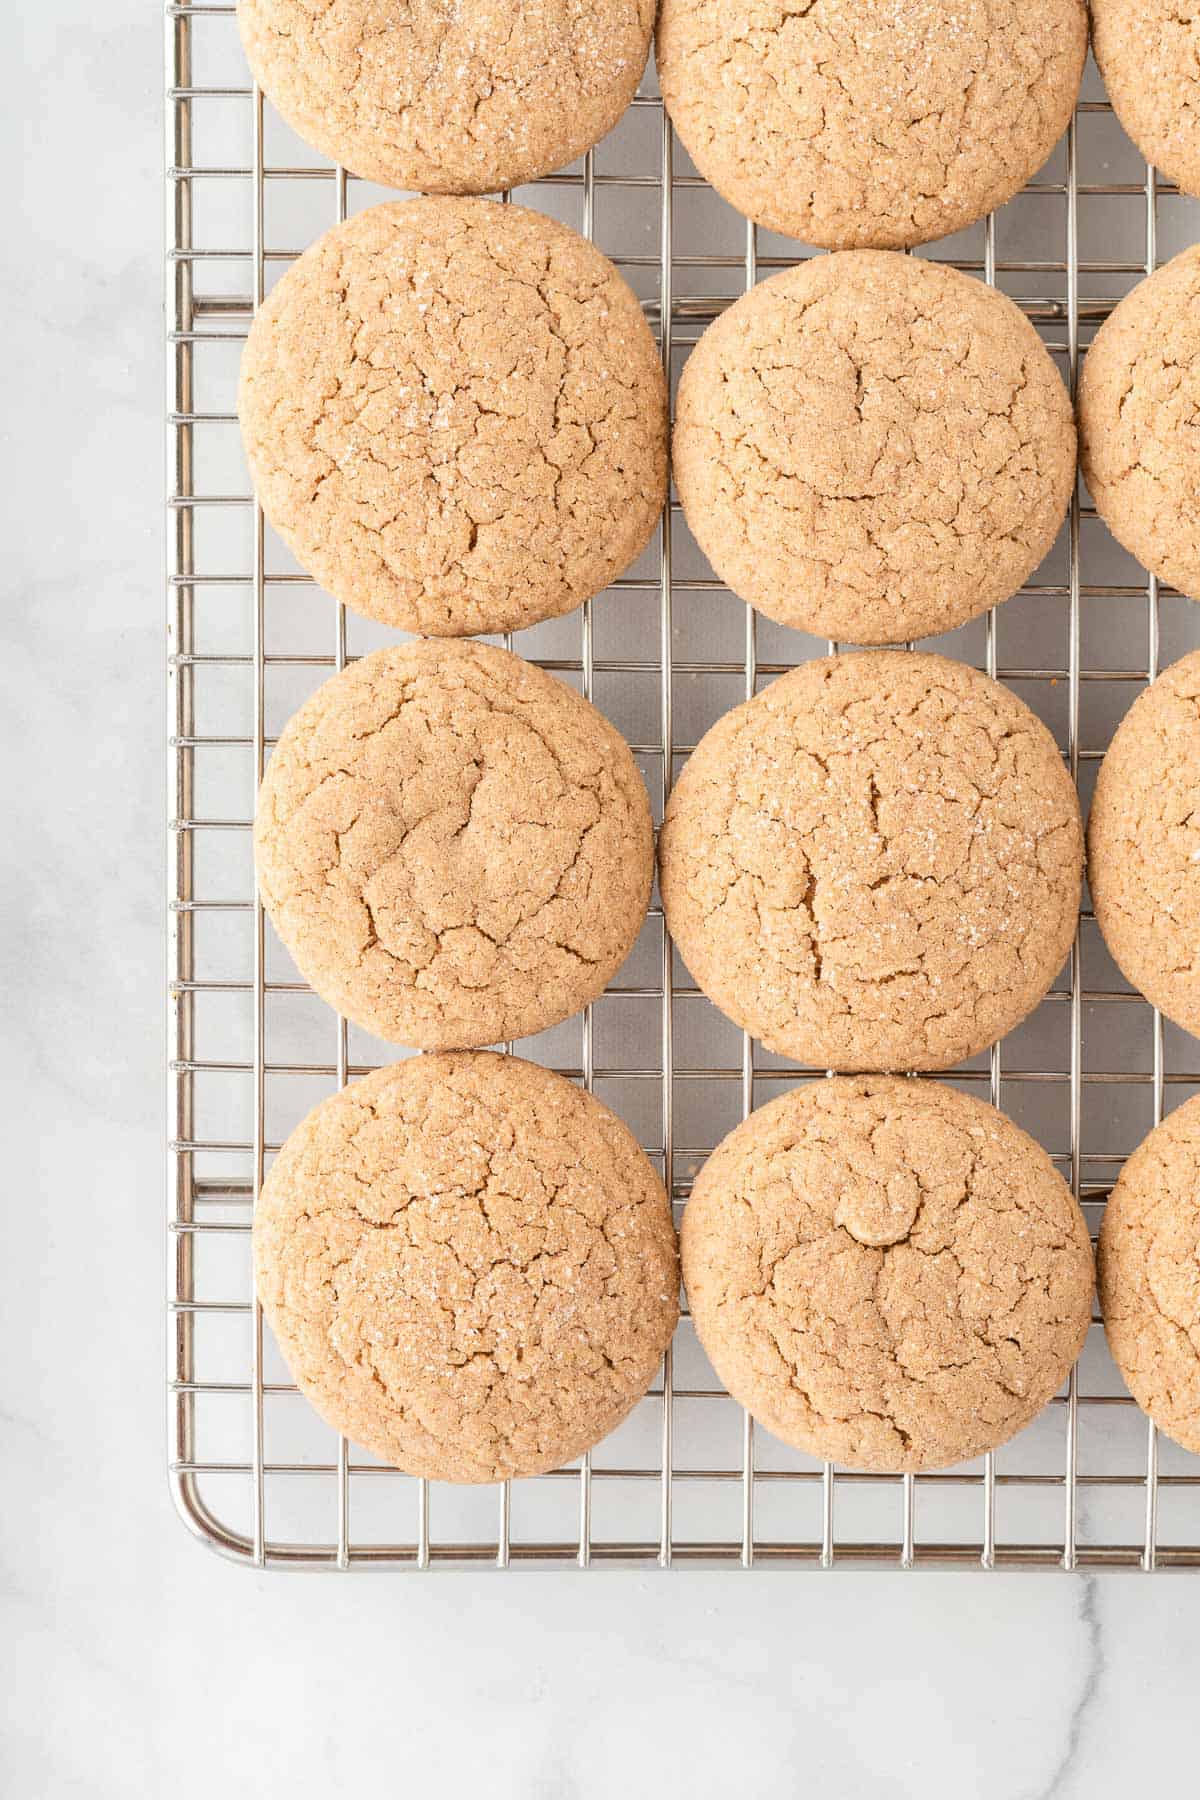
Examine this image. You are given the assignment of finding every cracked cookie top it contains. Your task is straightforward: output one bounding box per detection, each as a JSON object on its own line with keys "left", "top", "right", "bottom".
{"left": 1091, "top": 0, "right": 1200, "bottom": 200}
{"left": 683, "top": 1075, "right": 1094, "bottom": 1471}
{"left": 656, "top": 0, "right": 1086, "bottom": 249}
{"left": 658, "top": 650, "right": 1083, "bottom": 1071}
{"left": 673, "top": 251, "right": 1076, "bottom": 644}
{"left": 238, "top": 198, "right": 667, "bottom": 636}
{"left": 1087, "top": 650, "right": 1200, "bottom": 1038}
{"left": 1098, "top": 1094, "right": 1200, "bottom": 1456}
{"left": 237, "top": 0, "right": 654, "bottom": 195}
{"left": 254, "top": 639, "right": 653, "bottom": 1048}
{"left": 255, "top": 1051, "right": 679, "bottom": 1482}
{"left": 1078, "top": 245, "right": 1200, "bottom": 602}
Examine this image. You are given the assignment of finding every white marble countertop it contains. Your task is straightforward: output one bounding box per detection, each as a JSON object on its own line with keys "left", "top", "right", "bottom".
{"left": 2, "top": 8, "right": 1196, "bottom": 1794}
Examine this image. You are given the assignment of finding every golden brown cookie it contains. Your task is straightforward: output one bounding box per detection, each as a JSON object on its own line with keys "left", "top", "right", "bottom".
{"left": 1078, "top": 246, "right": 1200, "bottom": 601}
{"left": 255, "top": 1052, "right": 679, "bottom": 1482}
{"left": 673, "top": 252, "right": 1076, "bottom": 644}
{"left": 1098, "top": 1096, "right": 1200, "bottom": 1455}
{"left": 238, "top": 0, "right": 653, "bottom": 195}
{"left": 1087, "top": 651, "right": 1200, "bottom": 1037}
{"left": 1091, "top": 0, "right": 1200, "bottom": 198}
{"left": 238, "top": 198, "right": 667, "bottom": 637}
{"left": 683, "top": 1076, "right": 1094, "bottom": 1472}
{"left": 659, "top": 651, "right": 1082, "bottom": 1071}
{"left": 254, "top": 639, "right": 653, "bottom": 1047}
{"left": 656, "top": 0, "right": 1086, "bottom": 249}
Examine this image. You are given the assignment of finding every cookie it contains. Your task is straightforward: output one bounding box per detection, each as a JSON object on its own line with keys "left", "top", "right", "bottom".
{"left": 1087, "top": 650, "right": 1200, "bottom": 1037}
{"left": 673, "top": 252, "right": 1076, "bottom": 645}
{"left": 656, "top": 0, "right": 1086, "bottom": 249}
{"left": 1078, "top": 245, "right": 1200, "bottom": 600}
{"left": 1098, "top": 1095, "right": 1200, "bottom": 1455}
{"left": 254, "top": 639, "right": 653, "bottom": 1047}
{"left": 238, "top": 198, "right": 667, "bottom": 637}
{"left": 1091, "top": 0, "right": 1200, "bottom": 198}
{"left": 683, "top": 1076, "right": 1094, "bottom": 1472}
{"left": 658, "top": 651, "right": 1082, "bottom": 1071}
{"left": 237, "top": 0, "right": 653, "bottom": 196}
{"left": 255, "top": 1052, "right": 679, "bottom": 1482}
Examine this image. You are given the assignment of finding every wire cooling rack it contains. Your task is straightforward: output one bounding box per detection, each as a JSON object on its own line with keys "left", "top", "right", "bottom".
{"left": 166, "top": 3, "right": 1200, "bottom": 1570}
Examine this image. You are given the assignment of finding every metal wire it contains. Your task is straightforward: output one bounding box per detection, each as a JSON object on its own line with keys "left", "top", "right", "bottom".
{"left": 166, "top": 4, "right": 1200, "bottom": 1569}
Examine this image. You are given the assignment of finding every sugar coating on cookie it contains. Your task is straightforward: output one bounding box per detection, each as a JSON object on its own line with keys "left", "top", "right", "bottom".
{"left": 656, "top": 0, "right": 1086, "bottom": 249}
{"left": 1087, "top": 650, "right": 1200, "bottom": 1037}
{"left": 673, "top": 252, "right": 1076, "bottom": 644}
{"left": 238, "top": 198, "right": 667, "bottom": 636}
{"left": 254, "top": 640, "right": 653, "bottom": 1048}
{"left": 658, "top": 651, "right": 1082, "bottom": 1071}
{"left": 1091, "top": 0, "right": 1200, "bottom": 199}
{"left": 1078, "top": 246, "right": 1200, "bottom": 601}
{"left": 255, "top": 1052, "right": 679, "bottom": 1482}
{"left": 238, "top": 0, "right": 654, "bottom": 195}
{"left": 1099, "top": 1095, "right": 1200, "bottom": 1455}
{"left": 684, "top": 1076, "right": 1093, "bottom": 1471}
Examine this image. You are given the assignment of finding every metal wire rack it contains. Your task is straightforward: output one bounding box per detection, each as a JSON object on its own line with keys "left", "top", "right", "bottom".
{"left": 166, "top": 3, "right": 1200, "bottom": 1569}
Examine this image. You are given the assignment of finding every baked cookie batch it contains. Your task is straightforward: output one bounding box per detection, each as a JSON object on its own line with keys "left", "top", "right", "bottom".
{"left": 236, "top": 0, "right": 1200, "bottom": 1480}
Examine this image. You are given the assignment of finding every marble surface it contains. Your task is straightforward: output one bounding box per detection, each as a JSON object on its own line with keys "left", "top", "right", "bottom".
{"left": 2, "top": 7, "right": 1198, "bottom": 1795}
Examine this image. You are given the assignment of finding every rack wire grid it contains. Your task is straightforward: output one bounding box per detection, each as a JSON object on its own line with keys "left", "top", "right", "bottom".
{"left": 166, "top": 3, "right": 1200, "bottom": 1571}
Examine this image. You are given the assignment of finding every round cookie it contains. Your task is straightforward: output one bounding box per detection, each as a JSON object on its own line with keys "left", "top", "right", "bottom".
{"left": 1098, "top": 1095, "right": 1200, "bottom": 1455}
{"left": 658, "top": 650, "right": 1083, "bottom": 1071}
{"left": 238, "top": 0, "right": 653, "bottom": 196}
{"left": 1078, "top": 246, "right": 1200, "bottom": 600}
{"left": 254, "top": 639, "right": 653, "bottom": 1048}
{"left": 1091, "top": 0, "right": 1200, "bottom": 198}
{"left": 238, "top": 198, "right": 667, "bottom": 637}
{"left": 683, "top": 1076, "right": 1094, "bottom": 1472}
{"left": 656, "top": 0, "right": 1087, "bottom": 249}
{"left": 1087, "top": 650, "right": 1200, "bottom": 1037}
{"left": 673, "top": 252, "right": 1076, "bottom": 644}
{"left": 255, "top": 1052, "right": 679, "bottom": 1482}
